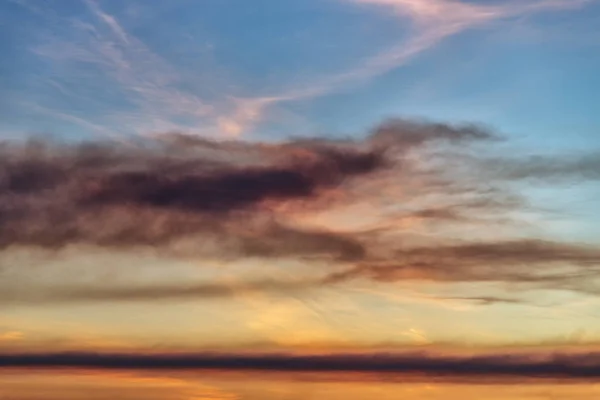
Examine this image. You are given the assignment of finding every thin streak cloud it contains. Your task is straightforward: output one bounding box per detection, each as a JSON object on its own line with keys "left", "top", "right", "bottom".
{"left": 0, "top": 279, "right": 321, "bottom": 306}
{"left": 4, "top": 350, "right": 600, "bottom": 379}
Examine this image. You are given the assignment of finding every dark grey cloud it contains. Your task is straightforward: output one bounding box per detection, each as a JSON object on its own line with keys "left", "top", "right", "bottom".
{"left": 3, "top": 350, "right": 600, "bottom": 379}
{"left": 78, "top": 150, "right": 382, "bottom": 213}
{"left": 0, "top": 139, "right": 382, "bottom": 209}
{"left": 0, "top": 143, "right": 378, "bottom": 257}
{"left": 370, "top": 119, "right": 497, "bottom": 148}
{"left": 0, "top": 118, "right": 494, "bottom": 256}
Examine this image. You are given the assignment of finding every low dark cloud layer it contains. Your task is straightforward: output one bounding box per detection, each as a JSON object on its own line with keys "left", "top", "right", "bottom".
{"left": 3, "top": 350, "right": 600, "bottom": 378}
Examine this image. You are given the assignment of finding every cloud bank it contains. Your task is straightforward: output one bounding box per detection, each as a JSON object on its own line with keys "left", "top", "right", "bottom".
{"left": 4, "top": 350, "right": 600, "bottom": 379}
{"left": 2, "top": 118, "right": 600, "bottom": 304}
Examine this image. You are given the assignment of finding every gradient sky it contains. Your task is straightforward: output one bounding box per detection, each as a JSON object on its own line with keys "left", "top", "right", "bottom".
{"left": 2, "top": 0, "right": 600, "bottom": 399}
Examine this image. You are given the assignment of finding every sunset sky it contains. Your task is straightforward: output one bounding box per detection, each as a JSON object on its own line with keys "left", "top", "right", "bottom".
{"left": 2, "top": 0, "right": 600, "bottom": 399}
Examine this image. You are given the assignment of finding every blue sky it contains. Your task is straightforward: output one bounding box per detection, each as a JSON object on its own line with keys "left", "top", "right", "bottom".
{"left": 2, "top": 0, "right": 599, "bottom": 150}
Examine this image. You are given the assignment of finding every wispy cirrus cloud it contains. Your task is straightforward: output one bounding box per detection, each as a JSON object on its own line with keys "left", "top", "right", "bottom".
{"left": 22, "top": 0, "right": 219, "bottom": 137}
{"left": 12, "top": 0, "right": 595, "bottom": 138}
{"left": 227, "top": 0, "right": 595, "bottom": 131}
{"left": 14, "top": 0, "right": 282, "bottom": 138}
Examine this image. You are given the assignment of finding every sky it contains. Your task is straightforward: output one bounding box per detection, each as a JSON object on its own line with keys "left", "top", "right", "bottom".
{"left": 2, "top": 0, "right": 600, "bottom": 399}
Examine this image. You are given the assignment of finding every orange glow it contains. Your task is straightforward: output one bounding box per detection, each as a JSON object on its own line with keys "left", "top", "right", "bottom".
{"left": 2, "top": 369, "right": 600, "bottom": 400}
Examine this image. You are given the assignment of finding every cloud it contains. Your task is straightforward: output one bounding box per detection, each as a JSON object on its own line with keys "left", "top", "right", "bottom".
{"left": 438, "top": 296, "right": 525, "bottom": 306}
{"left": 484, "top": 152, "right": 600, "bottom": 182}
{"left": 0, "top": 331, "right": 24, "bottom": 342}
{"left": 350, "top": 0, "right": 501, "bottom": 28}
{"left": 15, "top": 0, "right": 593, "bottom": 137}
{"left": 236, "top": 0, "right": 593, "bottom": 128}
{"left": 7, "top": 234, "right": 600, "bottom": 305}
{"left": 0, "top": 118, "right": 490, "bottom": 254}
{"left": 2, "top": 118, "right": 600, "bottom": 302}
{"left": 0, "top": 142, "right": 375, "bottom": 253}
{"left": 84, "top": 0, "right": 130, "bottom": 45}
{"left": 22, "top": 0, "right": 222, "bottom": 137}
{"left": 4, "top": 350, "right": 600, "bottom": 378}
{"left": 0, "top": 279, "right": 321, "bottom": 306}
{"left": 326, "top": 239, "right": 600, "bottom": 286}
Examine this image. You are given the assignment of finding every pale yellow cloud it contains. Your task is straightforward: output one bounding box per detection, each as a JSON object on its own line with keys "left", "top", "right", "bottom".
{"left": 242, "top": 295, "right": 345, "bottom": 346}
{"left": 401, "top": 327, "right": 431, "bottom": 344}
{"left": 0, "top": 330, "right": 24, "bottom": 342}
